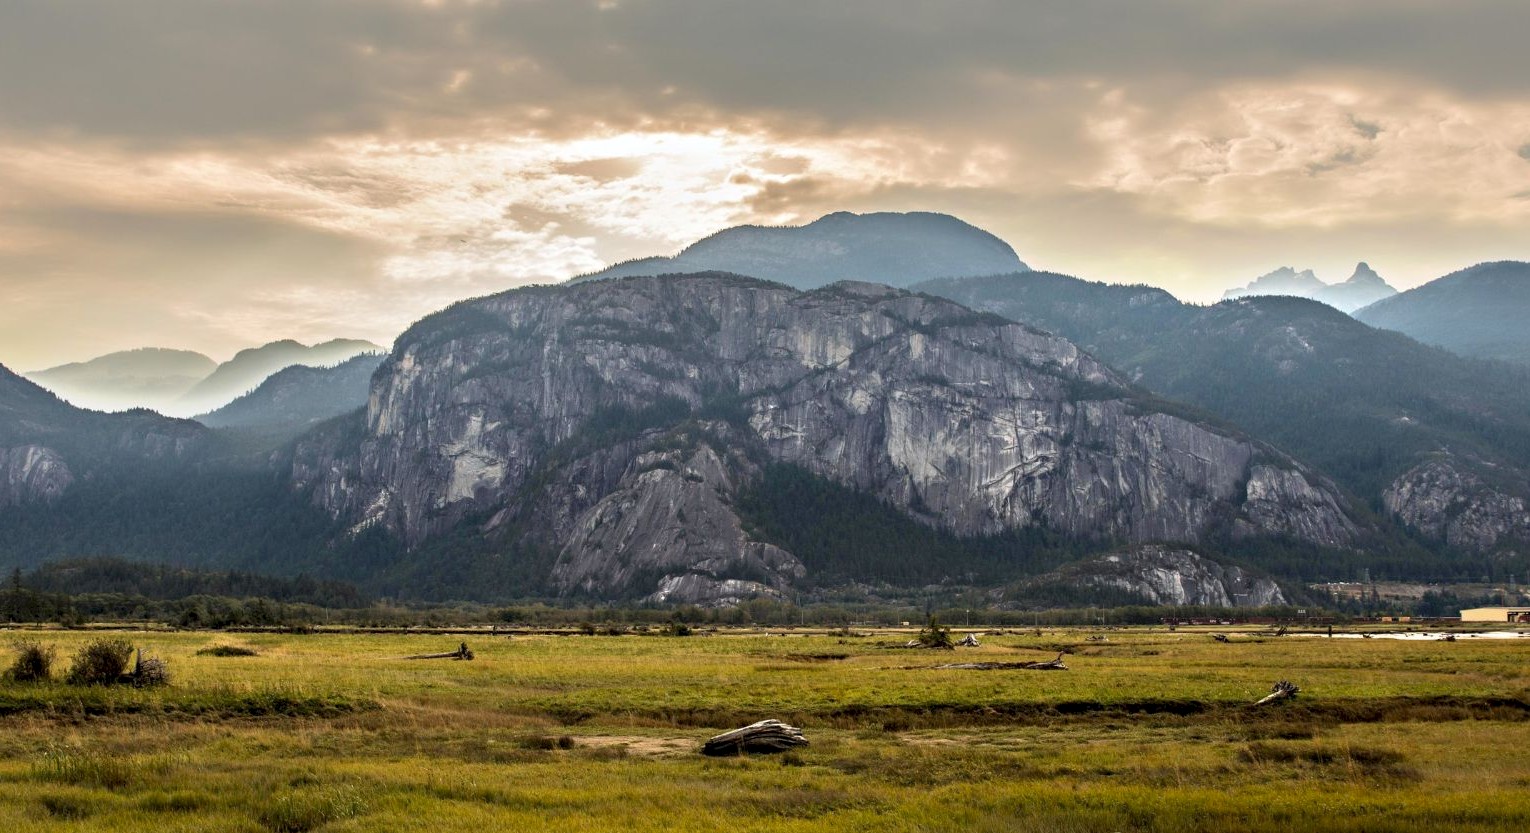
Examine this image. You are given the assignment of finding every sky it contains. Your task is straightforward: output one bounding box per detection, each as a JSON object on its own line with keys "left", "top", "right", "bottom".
{"left": 2, "top": 0, "right": 1528, "bottom": 370}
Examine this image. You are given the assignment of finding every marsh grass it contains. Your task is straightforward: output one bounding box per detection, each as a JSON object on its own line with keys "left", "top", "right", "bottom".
{"left": 258, "top": 784, "right": 369, "bottom": 832}
{"left": 0, "top": 626, "right": 1527, "bottom": 831}
{"left": 196, "top": 644, "right": 260, "bottom": 657}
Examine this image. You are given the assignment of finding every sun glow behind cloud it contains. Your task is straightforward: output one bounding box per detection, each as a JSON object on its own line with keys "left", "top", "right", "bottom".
{"left": 1, "top": 0, "right": 1528, "bottom": 368}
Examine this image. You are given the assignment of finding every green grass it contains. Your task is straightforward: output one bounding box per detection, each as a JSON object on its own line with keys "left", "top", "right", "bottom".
{"left": 0, "top": 626, "right": 1528, "bottom": 830}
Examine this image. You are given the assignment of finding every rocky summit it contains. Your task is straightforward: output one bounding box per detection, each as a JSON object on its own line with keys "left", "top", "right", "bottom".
{"left": 286, "top": 274, "right": 1361, "bottom": 605}
{"left": 574, "top": 211, "right": 1027, "bottom": 290}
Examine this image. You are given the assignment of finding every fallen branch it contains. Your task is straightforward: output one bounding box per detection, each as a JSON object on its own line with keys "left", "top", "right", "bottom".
{"left": 1212, "top": 634, "right": 1230, "bottom": 643}
{"left": 404, "top": 642, "right": 475, "bottom": 661}
{"left": 1253, "top": 680, "right": 1299, "bottom": 706}
{"left": 958, "top": 634, "right": 981, "bottom": 647}
{"left": 934, "top": 652, "right": 1068, "bottom": 671}
{"left": 702, "top": 719, "right": 809, "bottom": 756}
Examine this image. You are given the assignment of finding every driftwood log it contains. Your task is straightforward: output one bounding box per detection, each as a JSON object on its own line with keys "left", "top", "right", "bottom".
{"left": 935, "top": 652, "right": 1069, "bottom": 671}
{"left": 958, "top": 633, "right": 981, "bottom": 647}
{"left": 1212, "top": 633, "right": 1230, "bottom": 643}
{"left": 1253, "top": 680, "right": 1299, "bottom": 706}
{"left": 404, "top": 642, "right": 475, "bottom": 661}
{"left": 702, "top": 720, "right": 809, "bottom": 756}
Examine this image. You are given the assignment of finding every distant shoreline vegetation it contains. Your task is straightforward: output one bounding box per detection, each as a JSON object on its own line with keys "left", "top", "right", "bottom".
{"left": 0, "top": 556, "right": 1508, "bottom": 630}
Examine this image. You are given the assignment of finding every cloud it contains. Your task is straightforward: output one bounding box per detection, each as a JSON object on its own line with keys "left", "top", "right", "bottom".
{"left": 1, "top": 0, "right": 1528, "bottom": 368}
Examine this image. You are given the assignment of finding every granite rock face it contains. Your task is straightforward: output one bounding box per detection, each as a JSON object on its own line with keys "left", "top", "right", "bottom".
{"left": 1384, "top": 455, "right": 1530, "bottom": 553}
{"left": 287, "top": 274, "right": 1362, "bottom": 603}
{"left": 1028, "top": 545, "right": 1287, "bottom": 607}
{"left": 0, "top": 445, "right": 74, "bottom": 507}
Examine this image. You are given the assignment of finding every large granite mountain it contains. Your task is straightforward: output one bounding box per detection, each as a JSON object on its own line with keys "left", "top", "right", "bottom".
{"left": 172, "top": 338, "right": 383, "bottom": 417}
{"left": 26, "top": 348, "right": 217, "bottom": 413}
{"left": 1223, "top": 263, "right": 1397, "bottom": 313}
{"left": 284, "top": 274, "right": 1363, "bottom": 604}
{"left": 919, "top": 271, "right": 1530, "bottom": 570}
{"left": 574, "top": 211, "right": 1027, "bottom": 289}
{"left": 1355, "top": 261, "right": 1530, "bottom": 365}
{"left": 197, "top": 353, "right": 385, "bottom": 438}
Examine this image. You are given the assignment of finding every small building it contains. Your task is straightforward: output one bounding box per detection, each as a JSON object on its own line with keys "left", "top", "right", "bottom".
{"left": 1460, "top": 607, "right": 1530, "bottom": 623}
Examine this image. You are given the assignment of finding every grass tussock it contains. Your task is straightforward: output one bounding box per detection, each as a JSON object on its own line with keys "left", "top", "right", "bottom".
{"left": 258, "top": 784, "right": 369, "bottom": 833}
{"left": 33, "top": 743, "right": 138, "bottom": 789}
{"left": 197, "top": 644, "right": 260, "bottom": 657}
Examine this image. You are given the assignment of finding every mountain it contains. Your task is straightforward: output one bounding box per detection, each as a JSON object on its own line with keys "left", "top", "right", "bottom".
{"left": 1316, "top": 262, "right": 1397, "bottom": 312}
{"left": 282, "top": 273, "right": 1366, "bottom": 604}
{"left": 0, "top": 362, "right": 207, "bottom": 507}
{"left": 1222, "top": 263, "right": 1397, "bottom": 313}
{"left": 197, "top": 353, "right": 385, "bottom": 437}
{"left": 1355, "top": 261, "right": 1530, "bottom": 364}
{"left": 172, "top": 338, "right": 383, "bottom": 417}
{"left": 574, "top": 211, "right": 1027, "bottom": 289}
{"left": 918, "top": 271, "right": 1530, "bottom": 572}
{"left": 0, "top": 360, "right": 344, "bottom": 574}
{"left": 1224, "top": 267, "right": 1327, "bottom": 300}
{"left": 26, "top": 348, "right": 217, "bottom": 412}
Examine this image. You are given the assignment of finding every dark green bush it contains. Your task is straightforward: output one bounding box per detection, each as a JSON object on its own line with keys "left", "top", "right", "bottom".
{"left": 6, "top": 639, "right": 55, "bottom": 682}
{"left": 65, "top": 638, "right": 134, "bottom": 685}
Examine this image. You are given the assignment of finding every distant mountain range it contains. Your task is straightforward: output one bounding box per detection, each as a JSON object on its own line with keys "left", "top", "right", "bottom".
{"left": 25, "top": 348, "right": 217, "bottom": 413}
{"left": 574, "top": 210, "right": 1027, "bottom": 289}
{"left": 1222, "top": 262, "right": 1397, "bottom": 313}
{"left": 26, "top": 338, "right": 383, "bottom": 418}
{"left": 1355, "top": 261, "right": 1530, "bottom": 365}
{"left": 197, "top": 353, "right": 385, "bottom": 438}
{"left": 173, "top": 338, "right": 382, "bottom": 418}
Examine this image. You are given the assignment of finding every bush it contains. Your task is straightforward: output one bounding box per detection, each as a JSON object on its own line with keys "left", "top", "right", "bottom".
{"left": 6, "top": 639, "right": 55, "bottom": 682}
{"left": 65, "top": 638, "right": 134, "bottom": 686}
{"left": 915, "top": 616, "right": 954, "bottom": 649}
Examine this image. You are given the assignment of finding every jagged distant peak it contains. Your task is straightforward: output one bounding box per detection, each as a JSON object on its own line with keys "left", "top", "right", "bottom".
{"left": 1223, "top": 262, "right": 1396, "bottom": 313}
{"left": 1344, "top": 262, "right": 1388, "bottom": 286}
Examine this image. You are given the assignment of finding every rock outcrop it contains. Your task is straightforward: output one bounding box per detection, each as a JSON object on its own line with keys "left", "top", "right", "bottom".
{"left": 1384, "top": 455, "right": 1530, "bottom": 553}
{"left": 287, "top": 274, "right": 1362, "bottom": 603}
{"left": 0, "top": 445, "right": 73, "bottom": 507}
{"left": 1025, "top": 545, "right": 1287, "bottom": 607}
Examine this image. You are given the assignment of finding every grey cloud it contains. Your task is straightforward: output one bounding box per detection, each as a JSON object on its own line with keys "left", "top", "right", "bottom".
{"left": 1519, "top": 143, "right": 1530, "bottom": 160}
{"left": 3, "top": 1, "right": 1528, "bottom": 145}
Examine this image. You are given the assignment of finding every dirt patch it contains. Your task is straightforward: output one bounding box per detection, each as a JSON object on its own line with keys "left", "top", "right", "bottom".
{"left": 576, "top": 735, "right": 695, "bottom": 757}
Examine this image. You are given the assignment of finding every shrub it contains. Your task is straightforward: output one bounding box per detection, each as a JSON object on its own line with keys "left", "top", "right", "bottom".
{"left": 915, "top": 616, "right": 954, "bottom": 649}
{"left": 6, "top": 639, "right": 55, "bottom": 682}
{"left": 65, "top": 638, "right": 134, "bottom": 685}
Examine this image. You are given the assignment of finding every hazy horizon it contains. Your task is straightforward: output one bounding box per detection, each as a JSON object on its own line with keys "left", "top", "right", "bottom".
{"left": 3, "top": 1, "right": 1528, "bottom": 369}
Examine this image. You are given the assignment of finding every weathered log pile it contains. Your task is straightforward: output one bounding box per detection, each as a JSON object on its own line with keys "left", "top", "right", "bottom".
{"left": 404, "top": 642, "right": 475, "bottom": 661}
{"left": 701, "top": 720, "right": 809, "bottom": 756}
{"left": 934, "top": 652, "right": 1069, "bottom": 671}
{"left": 1253, "top": 680, "right": 1299, "bottom": 705}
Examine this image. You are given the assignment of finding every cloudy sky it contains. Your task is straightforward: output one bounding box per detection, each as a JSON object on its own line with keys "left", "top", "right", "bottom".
{"left": 2, "top": 0, "right": 1528, "bottom": 369}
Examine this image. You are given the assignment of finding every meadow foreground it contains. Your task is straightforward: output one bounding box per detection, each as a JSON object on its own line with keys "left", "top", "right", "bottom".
{"left": 2, "top": 626, "right": 1528, "bottom": 832}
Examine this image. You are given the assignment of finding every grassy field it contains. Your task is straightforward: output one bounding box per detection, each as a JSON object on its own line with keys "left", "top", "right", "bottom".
{"left": 2, "top": 625, "right": 1528, "bottom": 831}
